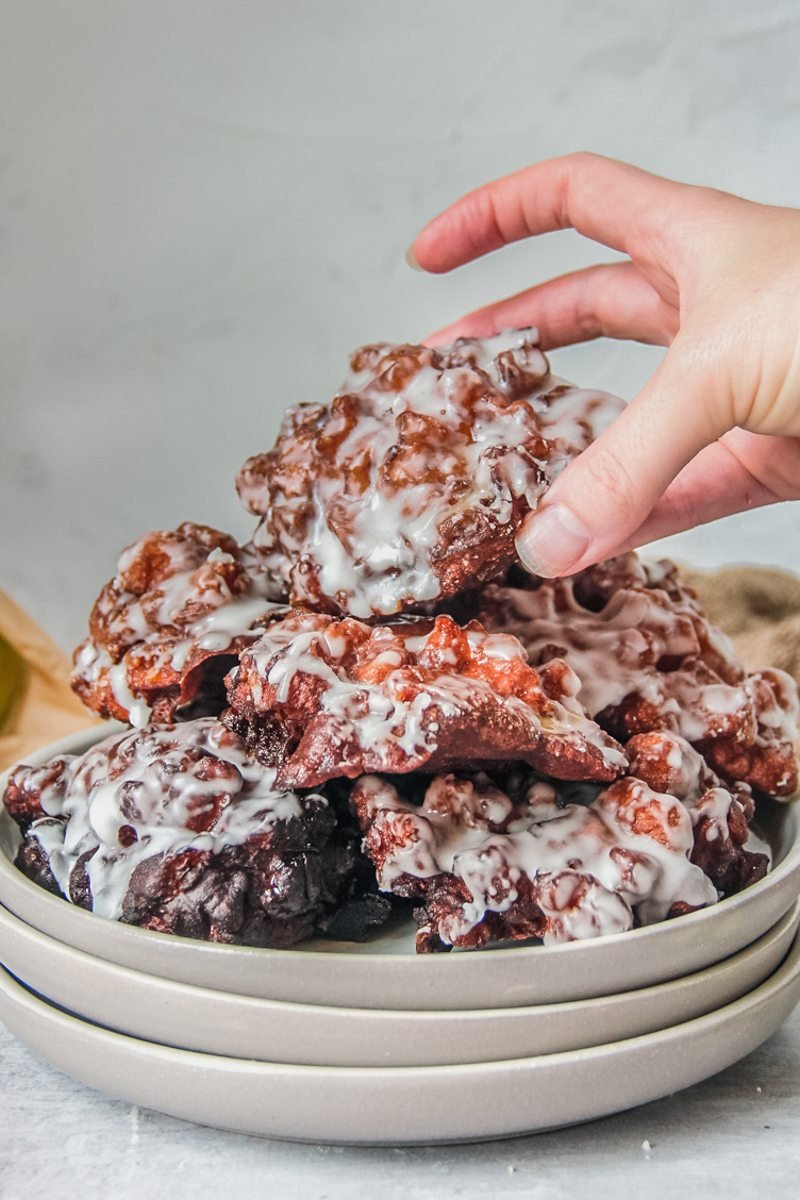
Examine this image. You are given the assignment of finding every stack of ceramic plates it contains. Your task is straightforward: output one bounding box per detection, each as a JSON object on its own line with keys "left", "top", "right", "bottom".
{"left": 1, "top": 729, "right": 800, "bottom": 1145}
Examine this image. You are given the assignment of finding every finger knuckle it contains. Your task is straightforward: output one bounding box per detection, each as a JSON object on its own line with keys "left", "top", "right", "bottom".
{"left": 562, "top": 150, "right": 602, "bottom": 171}
{"left": 463, "top": 188, "right": 505, "bottom": 251}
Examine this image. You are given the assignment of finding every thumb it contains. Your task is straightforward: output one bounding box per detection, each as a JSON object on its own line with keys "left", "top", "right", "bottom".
{"left": 516, "top": 347, "right": 724, "bottom": 576}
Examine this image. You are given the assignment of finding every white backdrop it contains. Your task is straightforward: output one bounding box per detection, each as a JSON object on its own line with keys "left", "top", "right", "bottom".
{"left": 1, "top": 0, "right": 799, "bottom": 650}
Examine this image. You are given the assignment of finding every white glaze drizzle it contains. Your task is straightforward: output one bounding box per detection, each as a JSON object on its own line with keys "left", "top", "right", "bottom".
{"left": 72, "top": 527, "right": 286, "bottom": 727}
{"left": 238, "top": 613, "right": 627, "bottom": 772}
{"left": 26, "top": 719, "right": 315, "bottom": 920}
{"left": 250, "top": 331, "right": 625, "bottom": 616}
{"left": 354, "top": 770, "right": 719, "bottom": 946}
{"left": 480, "top": 554, "right": 800, "bottom": 754}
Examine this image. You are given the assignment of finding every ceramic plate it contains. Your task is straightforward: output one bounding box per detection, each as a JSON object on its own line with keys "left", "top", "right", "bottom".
{"left": 1, "top": 899, "right": 797, "bottom": 1067}
{"left": 1, "top": 728, "right": 799, "bottom": 1011}
{"left": 2, "top": 932, "right": 800, "bottom": 1145}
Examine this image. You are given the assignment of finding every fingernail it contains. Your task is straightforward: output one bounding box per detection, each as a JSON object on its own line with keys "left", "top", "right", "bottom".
{"left": 405, "top": 244, "right": 422, "bottom": 271}
{"left": 515, "top": 504, "right": 591, "bottom": 578}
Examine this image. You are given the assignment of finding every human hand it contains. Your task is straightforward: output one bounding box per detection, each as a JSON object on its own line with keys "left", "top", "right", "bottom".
{"left": 408, "top": 153, "right": 800, "bottom": 577}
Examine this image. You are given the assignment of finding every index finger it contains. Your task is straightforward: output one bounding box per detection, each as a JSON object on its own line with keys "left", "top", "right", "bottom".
{"left": 410, "top": 153, "right": 686, "bottom": 273}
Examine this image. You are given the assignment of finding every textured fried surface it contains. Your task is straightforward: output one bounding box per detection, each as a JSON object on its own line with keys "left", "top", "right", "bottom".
{"left": 477, "top": 553, "right": 799, "bottom": 796}
{"left": 624, "top": 731, "right": 768, "bottom": 895}
{"left": 71, "top": 522, "right": 287, "bottom": 727}
{"left": 350, "top": 768, "right": 721, "bottom": 952}
{"left": 238, "top": 331, "right": 623, "bottom": 618}
{"left": 224, "top": 609, "right": 627, "bottom": 790}
{"left": 4, "top": 719, "right": 388, "bottom": 946}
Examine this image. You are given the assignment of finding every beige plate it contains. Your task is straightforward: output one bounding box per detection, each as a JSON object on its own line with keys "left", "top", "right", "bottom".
{"left": 2, "top": 934, "right": 800, "bottom": 1145}
{"left": 1, "top": 899, "right": 797, "bottom": 1067}
{"left": 2, "top": 728, "right": 799, "bottom": 1011}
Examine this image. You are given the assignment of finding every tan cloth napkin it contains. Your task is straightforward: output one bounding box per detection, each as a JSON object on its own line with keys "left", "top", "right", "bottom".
{"left": 0, "top": 591, "right": 99, "bottom": 772}
{"left": 685, "top": 566, "right": 800, "bottom": 685}
{"left": 0, "top": 566, "right": 798, "bottom": 774}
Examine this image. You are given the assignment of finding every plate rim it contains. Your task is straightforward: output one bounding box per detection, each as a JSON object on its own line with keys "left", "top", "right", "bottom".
{"left": 1, "top": 924, "right": 799, "bottom": 1076}
{"left": 2, "top": 895, "right": 797, "bottom": 1023}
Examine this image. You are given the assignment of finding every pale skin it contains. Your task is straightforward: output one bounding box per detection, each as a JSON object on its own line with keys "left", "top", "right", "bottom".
{"left": 407, "top": 153, "right": 800, "bottom": 578}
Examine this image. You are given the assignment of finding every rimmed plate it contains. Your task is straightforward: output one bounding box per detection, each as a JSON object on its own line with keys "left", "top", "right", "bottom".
{"left": 2, "top": 932, "right": 800, "bottom": 1145}
{"left": 1, "top": 899, "right": 797, "bottom": 1066}
{"left": 2, "top": 727, "right": 799, "bottom": 1011}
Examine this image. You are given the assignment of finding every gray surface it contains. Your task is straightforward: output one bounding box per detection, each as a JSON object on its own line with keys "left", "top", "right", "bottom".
{"left": 2, "top": 1006, "right": 800, "bottom": 1199}
{"left": 1, "top": 0, "right": 799, "bottom": 653}
{"left": 2, "top": 0, "right": 800, "bottom": 1192}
